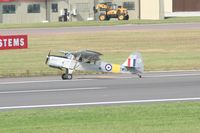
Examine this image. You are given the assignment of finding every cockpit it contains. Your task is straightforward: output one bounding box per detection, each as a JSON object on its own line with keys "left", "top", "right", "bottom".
{"left": 64, "top": 53, "right": 74, "bottom": 60}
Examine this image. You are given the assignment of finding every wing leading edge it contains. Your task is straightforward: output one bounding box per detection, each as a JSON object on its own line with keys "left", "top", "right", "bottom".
{"left": 73, "top": 50, "right": 103, "bottom": 62}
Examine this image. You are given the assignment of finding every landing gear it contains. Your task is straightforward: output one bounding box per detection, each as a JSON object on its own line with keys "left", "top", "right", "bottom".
{"left": 67, "top": 74, "right": 73, "bottom": 80}
{"left": 61, "top": 74, "right": 73, "bottom": 80}
{"left": 138, "top": 74, "right": 142, "bottom": 78}
{"left": 61, "top": 68, "right": 73, "bottom": 80}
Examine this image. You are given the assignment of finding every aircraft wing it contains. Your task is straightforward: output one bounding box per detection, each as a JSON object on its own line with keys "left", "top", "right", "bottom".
{"left": 73, "top": 50, "right": 103, "bottom": 62}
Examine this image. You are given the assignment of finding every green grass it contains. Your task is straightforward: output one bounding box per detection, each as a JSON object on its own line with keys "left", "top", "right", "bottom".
{"left": 0, "top": 102, "right": 200, "bottom": 133}
{"left": 1, "top": 17, "right": 200, "bottom": 29}
{"left": 0, "top": 29, "right": 200, "bottom": 77}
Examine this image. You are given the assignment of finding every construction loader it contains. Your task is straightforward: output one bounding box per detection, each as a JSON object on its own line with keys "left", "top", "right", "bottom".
{"left": 94, "top": 2, "right": 129, "bottom": 21}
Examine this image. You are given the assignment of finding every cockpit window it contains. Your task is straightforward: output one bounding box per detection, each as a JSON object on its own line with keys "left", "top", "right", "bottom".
{"left": 64, "top": 53, "right": 74, "bottom": 59}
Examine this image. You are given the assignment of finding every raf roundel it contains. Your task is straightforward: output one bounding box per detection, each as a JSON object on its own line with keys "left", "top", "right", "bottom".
{"left": 105, "top": 64, "right": 112, "bottom": 71}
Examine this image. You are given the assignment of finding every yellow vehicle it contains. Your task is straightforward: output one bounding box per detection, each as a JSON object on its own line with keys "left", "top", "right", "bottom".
{"left": 94, "top": 2, "right": 129, "bottom": 21}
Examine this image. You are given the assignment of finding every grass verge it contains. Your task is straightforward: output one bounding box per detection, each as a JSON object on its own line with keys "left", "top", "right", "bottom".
{"left": 0, "top": 17, "right": 200, "bottom": 29}
{"left": 0, "top": 29, "right": 200, "bottom": 77}
{"left": 0, "top": 102, "right": 200, "bottom": 133}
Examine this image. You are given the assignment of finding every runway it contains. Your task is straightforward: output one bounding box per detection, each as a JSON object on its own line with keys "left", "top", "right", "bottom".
{"left": 0, "top": 71, "right": 200, "bottom": 110}
{"left": 1, "top": 23, "right": 200, "bottom": 35}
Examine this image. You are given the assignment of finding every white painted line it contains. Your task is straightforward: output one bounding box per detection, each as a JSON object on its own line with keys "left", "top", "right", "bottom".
{"left": 0, "top": 87, "right": 106, "bottom": 94}
{"left": 0, "top": 97, "right": 200, "bottom": 110}
{"left": 108, "top": 73, "right": 200, "bottom": 79}
{"left": 145, "top": 73, "right": 200, "bottom": 78}
{"left": 146, "top": 70, "right": 200, "bottom": 73}
{"left": 0, "top": 79, "right": 93, "bottom": 85}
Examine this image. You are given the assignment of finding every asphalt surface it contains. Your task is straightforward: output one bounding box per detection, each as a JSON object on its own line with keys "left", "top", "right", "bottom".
{"left": 0, "top": 71, "right": 200, "bottom": 110}
{"left": 1, "top": 23, "right": 200, "bottom": 110}
{"left": 1, "top": 23, "right": 200, "bottom": 35}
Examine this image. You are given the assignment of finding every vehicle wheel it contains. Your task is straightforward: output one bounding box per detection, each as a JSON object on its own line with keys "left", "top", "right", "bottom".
{"left": 118, "top": 14, "right": 125, "bottom": 20}
{"left": 138, "top": 74, "right": 142, "bottom": 78}
{"left": 125, "top": 15, "right": 129, "bottom": 20}
{"left": 106, "top": 16, "right": 110, "bottom": 21}
{"left": 99, "top": 14, "right": 106, "bottom": 21}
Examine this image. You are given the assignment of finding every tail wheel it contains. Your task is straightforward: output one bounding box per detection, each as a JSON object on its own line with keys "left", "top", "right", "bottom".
{"left": 118, "top": 14, "right": 125, "bottom": 20}
{"left": 99, "top": 14, "right": 106, "bottom": 21}
{"left": 62, "top": 74, "right": 73, "bottom": 80}
{"left": 138, "top": 74, "right": 142, "bottom": 78}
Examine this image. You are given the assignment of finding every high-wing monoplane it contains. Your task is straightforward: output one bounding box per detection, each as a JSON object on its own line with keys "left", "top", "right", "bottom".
{"left": 45, "top": 50, "right": 144, "bottom": 80}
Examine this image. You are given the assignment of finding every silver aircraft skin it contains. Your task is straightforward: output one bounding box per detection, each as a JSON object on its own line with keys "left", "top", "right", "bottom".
{"left": 45, "top": 50, "right": 144, "bottom": 80}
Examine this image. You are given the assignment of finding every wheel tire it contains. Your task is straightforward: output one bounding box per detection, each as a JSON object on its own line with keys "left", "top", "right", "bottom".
{"left": 125, "top": 15, "right": 129, "bottom": 20}
{"left": 67, "top": 74, "right": 73, "bottom": 80}
{"left": 99, "top": 14, "right": 106, "bottom": 21}
{"left": 106, "top": 16, "right": 110, "bottom": 21}
{"left": 61, "top": 74, "right": 67, "bottom": 80}
{"left": 62, "top": 74, "right": 73, "bottom": 80}
{"left": 118, "top": 14, "right": 125, "bottom": 20}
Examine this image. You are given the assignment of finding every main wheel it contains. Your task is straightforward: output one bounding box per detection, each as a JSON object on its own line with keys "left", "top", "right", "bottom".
{"left": 62, "top": 74, "right": 67, "bottom": 80}
{"left": 67, "top": 74, "right": 73, "bottom": 80}
{"left": 118, "top": 14, "right": 125, "bottom": 20}
{"left": 99, "top": 14, "right": 106, "bottom": 21}
{"left": 61, "top": 74, "right": 73, "bottom": 80}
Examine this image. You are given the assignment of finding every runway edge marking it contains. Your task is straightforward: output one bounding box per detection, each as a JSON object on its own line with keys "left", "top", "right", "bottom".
{"left": 1, "top": 97, "right": 200, "bottom": 110}
{"left": 0, "top": 87, "right": 107, "bottom": 94}
{"left": 0, "top": 79, "right": 93, "bottom": 85}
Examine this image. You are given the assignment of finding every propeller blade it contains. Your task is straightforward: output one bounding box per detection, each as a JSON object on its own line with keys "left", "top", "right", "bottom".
{"left": 45, "top": 51, "right": 51, "bottom": 64}
{"left": 48, "top": 50, "right": 51, "bottom": 56}
{"left": 45, "top": 57, "right": 49, "bottom": 64}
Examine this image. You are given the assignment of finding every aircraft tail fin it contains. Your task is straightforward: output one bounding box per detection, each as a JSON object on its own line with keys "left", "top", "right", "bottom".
{"left": 122, "top": 52, "right": 144, "bottom": 73}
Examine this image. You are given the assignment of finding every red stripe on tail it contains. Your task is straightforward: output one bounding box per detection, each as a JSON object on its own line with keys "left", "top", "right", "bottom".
{"left": 128, "top": 58, "right": 131, "bottom": 67}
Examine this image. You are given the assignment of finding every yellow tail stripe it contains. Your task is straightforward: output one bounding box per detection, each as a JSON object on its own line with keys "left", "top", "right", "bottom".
{"left": 112, "top": 64, "right": 120, "bottom": 73}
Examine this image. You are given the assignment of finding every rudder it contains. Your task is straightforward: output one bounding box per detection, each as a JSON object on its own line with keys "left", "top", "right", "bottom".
{"left": 122, "top": 52, "right": 144, "bottom": 74}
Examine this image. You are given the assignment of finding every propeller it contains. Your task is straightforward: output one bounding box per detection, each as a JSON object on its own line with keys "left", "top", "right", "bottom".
{"left": 45, "top": 50, "right": 51, "bottom": 64}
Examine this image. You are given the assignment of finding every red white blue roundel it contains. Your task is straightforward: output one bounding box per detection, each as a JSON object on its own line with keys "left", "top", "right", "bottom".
{"left": 105, "top": 64, "right": 112, "bottom": 71}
